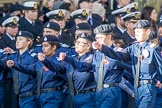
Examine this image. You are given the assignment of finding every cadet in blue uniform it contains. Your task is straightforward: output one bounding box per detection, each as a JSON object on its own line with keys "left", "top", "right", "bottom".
{"left": 0, "top": 31, "right": 39, "bottom": 108}
{"left": 94, "top": 24, "right": 135, "bottom": 108}
{"left": 117, "top": 20, "right": 162, "bottom": 108}
{"left": 59, "top": 33, "right": 96, "bottom": 108}
{"left": 19, "top": 1, "right": 43, "bottom": 45}
{"left": 16, "top": 35, "right": 66, "bottom": 108}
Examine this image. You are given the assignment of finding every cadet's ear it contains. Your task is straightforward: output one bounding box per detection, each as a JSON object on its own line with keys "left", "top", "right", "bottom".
{"left": 146, "top": 28, "right": 151, "bottom": 35}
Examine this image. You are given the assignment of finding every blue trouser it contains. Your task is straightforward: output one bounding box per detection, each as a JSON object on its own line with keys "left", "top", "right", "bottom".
{"left": 155, "top": 88, "right": 162, "bottom": 108}
{"left": 61, "top": 89, "right": 73, "bottom": 108}
{"left": 134, "top": 83, "right": 156, "bottom": 108}
{"left": 73, "top": 92, "right": 96, "bottom": 108}
{"left": 0, "top": 86, "right": 4, "bottom": 108}
{"left": 96, "top": 86, "right": 121, "bottom": 108}
{"left": 19, "top": 95, "right": 39, "bottom": 108}
{"left": 40, "top": 91, "right": 63, "bottom": 108}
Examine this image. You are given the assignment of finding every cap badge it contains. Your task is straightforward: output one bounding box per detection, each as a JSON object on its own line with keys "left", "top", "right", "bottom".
{"left": 134, "top": 3, "right": 138, "bottom": 10}
{"left": 34, "top": 3, "right": 38, "bottom": 9}
{"left": 80, "top": 33, "right": 86, "bottom": 37}
{"left": 135, "top": 13, "right": 140, "bottom": 19}
{"left": 58, "top": 10, "right": 63, "bottom": 17}
{"left": 44, "top": 37, "right": 47, "bottom": 41}
{"left": 13, "top": 18, "right": 17, "bottom": 24}
{"left": 19, "top": 31, "right": 22, "bottom": 35}
{"left": 142, "top": 49, "right": 150, "bottom": 58}
{"left": 47, "top": 23, "right": 50, "bottom": 27}
{"left": 126, "top": 8, "right": 130, "bottom": 14}
{"left": 82, "top": 9, "right": 87, "bottom": 16}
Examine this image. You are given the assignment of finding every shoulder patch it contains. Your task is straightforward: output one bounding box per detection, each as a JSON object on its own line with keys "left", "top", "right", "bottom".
{"left": 30, "top": 53, "right": 37, "bottom": 57}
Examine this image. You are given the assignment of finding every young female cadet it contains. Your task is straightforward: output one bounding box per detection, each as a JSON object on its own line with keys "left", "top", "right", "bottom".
{"left": 9, "top": 35, "right": 67, "bottom": 108}
{"left": 1, "top": 31, "right": 39, "bottom": 108}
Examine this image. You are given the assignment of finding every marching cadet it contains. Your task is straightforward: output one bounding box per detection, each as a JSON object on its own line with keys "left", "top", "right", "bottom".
{"left": 0, "top": 15, "right": 19, "bottom": 108}
{"left": 93, "top": 24, "right": 134, "bottom": 108}
{"left": 0, "top": 31, "right": 39, "bottom": 108}
{"left": 115, "top": 20, "right": 162, "bottom": 108}
{"left": 59, "top": 33, "right": 96, "bottom": 108}
{"left": 19, "top": 1, "right": 43, "bottom": 46}
{"left": 15, "top": 35, "right": 66, "bottom": 108}
{"left": 94, "top": 24, "right": 135, "bottom": 108}
{"left": 46, "top": 9, "right": 74, "bottom": 46}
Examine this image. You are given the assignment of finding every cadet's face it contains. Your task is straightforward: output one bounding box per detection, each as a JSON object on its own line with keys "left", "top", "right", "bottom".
{"left": 16, "top": 37, "right": 29, "bottom": 49}
{"left": 43, "top": 28, "right": 59, "bottom": 37}
{"left": 75, "top": 38, "right": 91, "bottom": 55}
{"left": 134, "top": 29, "right": 149, "bottom": 42}
{"left": 95, "top": 34, "right": 107, "bottom": 45}
{"left": 158, "top": 26, "right": 162, "bottom": 37}
{"left": 118, "top": 0, "right": 130, "bottom": 6}
{"left": 25, "top": 10, "right": 38, "bottom": 21}
{"left": 6, "top": 26, "right": 18, "bottom": 37}
{"left": 150, "top": 9, "right": 158, "bottom": 22}
{"left": 42, "top": 42, "right": 55, "bottom": 57}
{"left": 50, "top": 19, "right": 65, "bottom": 29}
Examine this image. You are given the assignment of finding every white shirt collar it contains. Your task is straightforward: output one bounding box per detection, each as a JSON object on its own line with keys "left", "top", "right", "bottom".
{"left": 6, "top": 33, "right": 15, "bottom": 40}
{"left": 117, "top": 26, "right": 126, "bottom": 33}
{"left": 25, "top": 17, "right": 33, "bottom": 24}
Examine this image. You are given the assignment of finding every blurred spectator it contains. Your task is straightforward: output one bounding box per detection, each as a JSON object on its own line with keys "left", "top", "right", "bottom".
{"left": 141, "top": 6, "right": 158, "bottom": 39}
{"left": 42, "top": 0, "right": 55, "bottom": 23}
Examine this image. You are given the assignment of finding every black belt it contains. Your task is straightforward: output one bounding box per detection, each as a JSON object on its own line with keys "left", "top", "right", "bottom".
{"left": 19, "top": 91, "right": 37, "bottom": 98}
{"left": 41, "top": 87, "right": 62, "bottom": 93}
{"left": 103, "top": 83, "right": 119, "bottom": 88}
{"left": 75, "top": 88, "right": 96, "bottom": 95}
{"left": 139, "top": 80, "right": 153, "bottom": 86}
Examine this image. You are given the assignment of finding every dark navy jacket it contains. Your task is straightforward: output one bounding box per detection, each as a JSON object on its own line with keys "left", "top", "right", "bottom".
{"left": 0, "top": 50, "right": 37, "bottom": 93}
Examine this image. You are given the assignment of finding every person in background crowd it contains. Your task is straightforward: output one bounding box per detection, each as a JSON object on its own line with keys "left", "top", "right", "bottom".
{"left": 10, "top": 3, "right": 24, "bottom": 18}
{"left": 78, "top": 0, "right": 102, "bottom": 29}
{"left": 42, "top": 0, "right": 55, "bottom": 24}
{"left": 19, "top": 1, "right": 43, "bottom": 46}
{"left": 121, "top": 12, "right": 141, "bottom": 46}
{"left": 141, "top": 6, "right": 158, "bottom": 39}
{"left": 46, "top": 9, "right": 74, "bottom": 46}
{"left": 0, "top": 15, "right": 19, "bottom": 108}
{"left": 157, "top": 21, "right": 162, "bottom": 47}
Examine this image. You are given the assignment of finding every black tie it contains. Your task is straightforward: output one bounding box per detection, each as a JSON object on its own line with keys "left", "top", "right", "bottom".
{"left": 13, "top": 56, "right": 21, "bottom": 94}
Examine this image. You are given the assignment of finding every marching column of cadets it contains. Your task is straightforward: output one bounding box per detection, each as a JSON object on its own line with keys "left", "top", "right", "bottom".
{"left": 0, "top": 0, "right": 162, "bottom": 108}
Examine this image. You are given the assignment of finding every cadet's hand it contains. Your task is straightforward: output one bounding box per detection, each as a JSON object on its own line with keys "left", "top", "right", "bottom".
{"left": 4, "top": 47, "right": 14, "bottom": 54}
{"left": 38, "top": 53, "right": 45, "bottom": 61}
{"left": 59, "top": 52, "right": 66, "bottom": 60}
{"left": 92, "top": 41, "right": 102, "bottom": 50}
{"left": 156, "top": 80, "right": 162, "bottom": 88}
{"left": 7, "top": 60, "right": 14, "bottom": 67}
